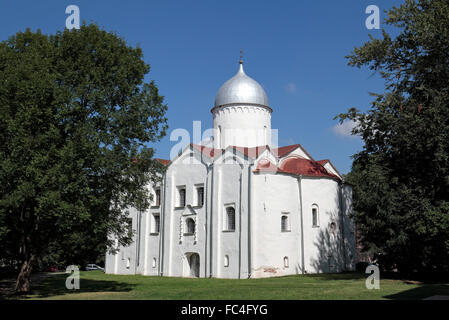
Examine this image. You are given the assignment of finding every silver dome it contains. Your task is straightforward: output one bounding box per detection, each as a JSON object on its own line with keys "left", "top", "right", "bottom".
{"left": 214, "top": 63, "right": 269, "bottom": 108}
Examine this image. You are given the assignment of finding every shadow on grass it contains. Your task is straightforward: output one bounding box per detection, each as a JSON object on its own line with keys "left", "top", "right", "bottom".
{"left": 302, "top": 272, "right": 449, "bottom": 300}
{"left": 19, "top": 273, "right": 135, "bottom": 299}
{"left": 384, "top": 283, "right": 449, "bottom": 300}
{"left": 304, "top": 271, "right": 367, "bottom": 281}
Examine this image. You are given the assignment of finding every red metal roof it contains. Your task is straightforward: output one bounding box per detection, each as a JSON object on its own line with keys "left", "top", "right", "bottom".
{"left": 155, "top": 158, "right": 171, "bottom": 166}
{"left": 272, "top": 144, "right": 315, "bottom": 160}
{"left": 231, "top": 146, "right": 267, "bottom": 158}
{"left": 272, "top": 144, "right": 300, "bottom": 158}
{"left": 253, "top": 159, "right": 282, "bottom": 173}
{"left": 190, "top": 143, "right": 315, "bottom": 160}
{"left": 316, "top": 159, "right": 329, "bottom": 165}
{"left": 164, "top": 144, "right": 339, "bottom": 180}
{"left": 279, "top": 157, "right": 340, "bottom": 180}
{"left": 191, "top": 144, "right": 267, "bottom": 159}
{"left": 191, "top": 144, "right": 222, "bottom": 158}
{"left": 316, "top": 159, "right": 343, "bottom": 179}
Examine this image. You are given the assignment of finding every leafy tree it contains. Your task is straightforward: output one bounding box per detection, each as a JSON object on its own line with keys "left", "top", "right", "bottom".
{"left": 337, "top": 0, "right": 449, "bottom": 276}
{"left": 0, "top": 24, "right": 168, "bottom": 292}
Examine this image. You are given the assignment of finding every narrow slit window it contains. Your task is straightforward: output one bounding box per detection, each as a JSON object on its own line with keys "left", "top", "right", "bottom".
{"left": 226, "top": 207, "right": 235, "bottom": 231}
{"left": 330, "top": 222, "right": 336, "bottom": 233}
{"left": 312, "top": 205, "right": 319, "bottom": 227}
{"left": 281, "top": 215, "right": 290, "bottom": 232}
{"left": 197, "top": 186, "right": 204, "bottom": 206}
{"left": 179, "top": 188, "right": 186, "bottom": 207}
{"left": 284, "top": 256, "right": 289, "bottom": 268}
{"left": 152, "top": 214, "right": 160, "bottom": 233}
{"left": 224, "top": 255, "right": 229, "bottom": 267}
{"left": 155, "top": 189, "right": 161, "bottom": 206}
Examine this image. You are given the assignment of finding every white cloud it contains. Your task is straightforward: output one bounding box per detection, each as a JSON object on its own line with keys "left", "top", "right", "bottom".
{"left": 332, "top": 120, "right": 359, "bottom": 138}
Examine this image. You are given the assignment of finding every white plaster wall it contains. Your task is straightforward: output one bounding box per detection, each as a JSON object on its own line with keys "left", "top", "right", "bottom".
{"left": 215, "top": 161, "right": 244, "bottom": 278}
{"left": 251, "top": 173, "right": 302, "bottom": 278}
{"left": 300, "top": 178, "right": 343, "bottom": 274}
{"left": 105, "top": 150, "right": 354, "bottom": 279}
{"left": 145, "top": 190, "right": 163, "bottom": 276}
{"left": 162, "top": 152, "right": 208, "bottom": 278}
{"left": 213, "top": 105, "right": 271, "bottom": 148}
{"left": 104, "top": 238, "right": 118, "bottom": 274}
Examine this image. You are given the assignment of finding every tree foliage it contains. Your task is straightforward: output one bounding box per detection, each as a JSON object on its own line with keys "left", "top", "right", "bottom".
{"left": 337, "top": 0, "right": 449, "bottom": 276}
{"left": 0, "top": 24, "right": 168, "bottom": 291}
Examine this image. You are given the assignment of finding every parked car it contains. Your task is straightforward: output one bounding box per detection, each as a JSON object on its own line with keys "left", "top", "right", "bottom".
{"left": 85, "top": 264, "right": 104, "bottom": 271}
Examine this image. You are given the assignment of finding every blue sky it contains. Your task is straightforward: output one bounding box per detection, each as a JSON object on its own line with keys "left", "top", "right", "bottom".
{"left": 0, "top": 0, "right": 405, "bottom": 173}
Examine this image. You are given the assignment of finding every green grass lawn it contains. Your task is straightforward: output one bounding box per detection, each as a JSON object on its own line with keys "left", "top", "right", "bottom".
{"left": 13, "top": 271, "right": 449, "bottom": 300}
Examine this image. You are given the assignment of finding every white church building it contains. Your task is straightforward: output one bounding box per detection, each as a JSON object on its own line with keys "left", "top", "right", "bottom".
{"left": 105, "top": 60, "right": 357, "bottom": 278}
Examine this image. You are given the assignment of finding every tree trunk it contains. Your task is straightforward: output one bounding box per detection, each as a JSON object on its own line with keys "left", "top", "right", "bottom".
{"left": 15, "top": 255, "right": 35, "bottom": 293}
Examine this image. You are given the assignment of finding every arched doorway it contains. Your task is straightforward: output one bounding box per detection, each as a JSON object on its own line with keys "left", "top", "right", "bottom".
{"left": 185, "top": 253, "right": 200, "bottom": 277}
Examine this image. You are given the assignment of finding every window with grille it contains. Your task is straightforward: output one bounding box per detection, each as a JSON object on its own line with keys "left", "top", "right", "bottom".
{"left": 281, "top": 215, "right": 290, "bottom": 232}
{"left": 226, "top": 207, "right": 235, "bottom": 231}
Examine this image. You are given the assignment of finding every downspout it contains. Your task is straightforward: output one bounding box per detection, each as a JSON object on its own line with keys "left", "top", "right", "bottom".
{"left": 209, "top": 163, "right": 215, "bottom": 277}
{"left": 204, "top": 164, "right": 209, "bottom": 277}
{"left": 158, "top": 173, "right": 167, "bottom": 276}
{"left": 238, "top": 171, "right": 243, "bottom": 279}
{"left": 247, "top": 163, "right": 254, "bottom": 278}
{"left": 297, "top": 175, "right": 305, "bottom": 274}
